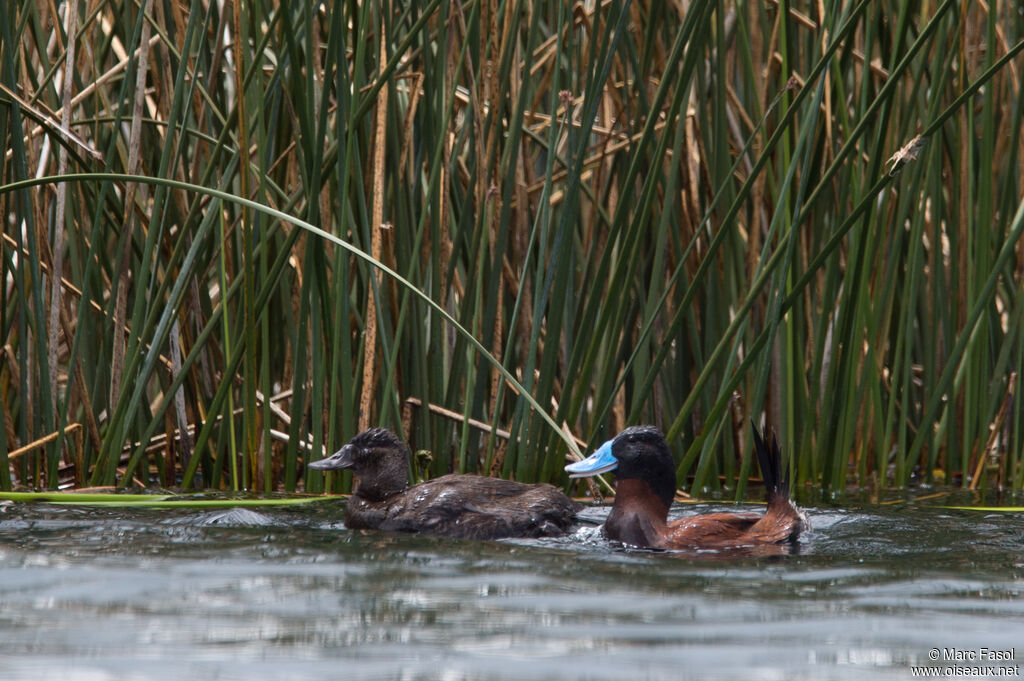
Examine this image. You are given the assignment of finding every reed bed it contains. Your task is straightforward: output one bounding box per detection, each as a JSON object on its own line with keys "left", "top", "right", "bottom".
{"left": 1, "top": 1, "right": 1022, "bottom": 496}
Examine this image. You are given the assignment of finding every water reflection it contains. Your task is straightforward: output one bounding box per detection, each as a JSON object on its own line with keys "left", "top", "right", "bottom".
{"left": 0, "top": 499, "right": 1022, "bottom": 680}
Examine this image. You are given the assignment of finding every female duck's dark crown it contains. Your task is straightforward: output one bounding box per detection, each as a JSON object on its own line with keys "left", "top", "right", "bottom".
{"left": 350, "top": 427, "right": 406, "bottom": 451}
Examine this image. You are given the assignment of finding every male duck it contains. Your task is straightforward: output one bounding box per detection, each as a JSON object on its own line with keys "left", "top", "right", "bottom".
{"left": 308, "top": 427, "right": 580, "bottom": 540}
{"left": 565, "top": 424, "right": 807, "bottom": 551}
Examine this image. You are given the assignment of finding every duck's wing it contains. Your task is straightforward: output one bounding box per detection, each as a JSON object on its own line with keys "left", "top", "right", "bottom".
{"left": 663, "top": 507, "right": 807, "bottom": 548}
{"left": 662, "top": 512, "right": 763, "bottom": 548}
{"left": 376, "top": 475, "right": 579, "bottom": 540}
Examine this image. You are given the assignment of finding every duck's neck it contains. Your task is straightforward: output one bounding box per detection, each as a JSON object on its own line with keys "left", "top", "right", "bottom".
{"left": 605, "top": 479, "right": 671, "bottom": 549}
{"left": 353, "top": 455, "right": 409, "bottom": 502}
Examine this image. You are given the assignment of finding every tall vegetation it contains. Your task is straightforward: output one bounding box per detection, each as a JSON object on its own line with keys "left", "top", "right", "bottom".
{"left": 1, "top": 1, "right": 1022, "bottom": 496}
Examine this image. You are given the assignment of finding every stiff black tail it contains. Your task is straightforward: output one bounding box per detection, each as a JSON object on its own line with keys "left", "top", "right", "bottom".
{"left": 751, "top": 421, "right": 789, "bottom": 503}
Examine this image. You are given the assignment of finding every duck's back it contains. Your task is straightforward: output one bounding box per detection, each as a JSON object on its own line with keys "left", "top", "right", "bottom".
{"left": 662, "top": 511, "right": 765, "bottom": 549}
{"left": 346, "top": 474, "right": 581, "bottom": 540}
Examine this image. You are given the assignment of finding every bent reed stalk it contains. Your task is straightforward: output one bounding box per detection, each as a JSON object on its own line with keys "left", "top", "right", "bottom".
{"left": 1, "top": 1, "right": 1022, "bottom": 496}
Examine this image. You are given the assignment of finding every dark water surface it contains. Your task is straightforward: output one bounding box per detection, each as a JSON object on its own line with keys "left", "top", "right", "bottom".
{"left": 1, "top": 498, "right": 1022, "bottom": 680}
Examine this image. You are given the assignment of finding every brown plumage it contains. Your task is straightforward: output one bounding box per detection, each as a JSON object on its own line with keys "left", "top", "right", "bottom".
{"left": 308, "top": 428, "right": 580, "bottom": 540}
{"left": 567, "top": 424, "right": 807, "bottom": 551}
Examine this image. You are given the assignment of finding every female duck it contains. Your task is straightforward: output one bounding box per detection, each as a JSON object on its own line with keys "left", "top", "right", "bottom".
{"left": 565, "top": 424, "right": 807, "bottom": 551}
{"left": 308, "top": 427, "right": 580, "bottom": 540}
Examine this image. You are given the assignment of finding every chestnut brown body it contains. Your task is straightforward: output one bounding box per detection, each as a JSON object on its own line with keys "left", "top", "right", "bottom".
{"left": 568, "top": 424, "right": 807, "bottom": 551}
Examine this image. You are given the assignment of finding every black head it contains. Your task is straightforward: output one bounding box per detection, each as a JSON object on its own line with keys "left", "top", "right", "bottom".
{"left": 307, "top": 427, "right": 410, "bottom": 501}
{"left": 609, "top": 425, "right": 678, "bottom": 509}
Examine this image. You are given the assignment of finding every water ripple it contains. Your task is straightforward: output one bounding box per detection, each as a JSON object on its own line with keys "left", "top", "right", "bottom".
{"left": 1, "top": 501, "right": 1022, "bottom": 680}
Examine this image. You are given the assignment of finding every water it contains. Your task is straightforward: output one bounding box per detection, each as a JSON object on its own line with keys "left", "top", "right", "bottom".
{"left": 1, "top": 497, "right": 1022, "bottom": 680}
